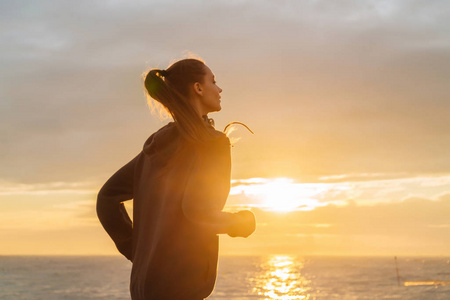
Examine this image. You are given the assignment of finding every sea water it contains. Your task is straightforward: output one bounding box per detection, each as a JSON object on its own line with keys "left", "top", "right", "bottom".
{"left": 0, "top": 255, "right": 449, "bottom": 299}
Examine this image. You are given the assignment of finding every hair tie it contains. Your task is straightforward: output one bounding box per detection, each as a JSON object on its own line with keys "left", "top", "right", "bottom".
{"left": 159, "top": 69, "right": 168, "bottom": 77}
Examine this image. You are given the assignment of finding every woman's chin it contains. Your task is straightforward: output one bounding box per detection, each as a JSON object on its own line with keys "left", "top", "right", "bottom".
{"left": 208, "top": 106, "right": 221, "bottom": 113}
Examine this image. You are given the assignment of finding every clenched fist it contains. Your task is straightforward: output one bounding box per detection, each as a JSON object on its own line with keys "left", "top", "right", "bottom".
{"left": 228, "top": 210, "right": 256, "bottom": 238}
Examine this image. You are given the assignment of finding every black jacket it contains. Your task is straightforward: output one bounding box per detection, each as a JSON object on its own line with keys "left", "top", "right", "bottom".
{"left": 97, "top": 122, "right": 250, "bottom": 300}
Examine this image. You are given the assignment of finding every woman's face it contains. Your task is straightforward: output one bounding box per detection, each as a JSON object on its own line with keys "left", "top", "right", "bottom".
{"left": 197, "top": 66, "right": 223, "bottom": 115}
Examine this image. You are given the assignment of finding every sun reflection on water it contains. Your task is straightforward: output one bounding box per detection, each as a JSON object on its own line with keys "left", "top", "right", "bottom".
{"left": 253, "top": 255, "right": 311, "bottom": 300}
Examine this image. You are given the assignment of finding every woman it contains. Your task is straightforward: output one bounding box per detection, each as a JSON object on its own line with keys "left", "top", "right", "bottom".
{"left": 97, "top": 58, "right": 256, "bottom": 300}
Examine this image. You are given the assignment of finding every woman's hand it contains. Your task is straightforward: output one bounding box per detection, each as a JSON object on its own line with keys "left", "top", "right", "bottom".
{"left": 228, "top": 210, "right": 256, "bottom": 238}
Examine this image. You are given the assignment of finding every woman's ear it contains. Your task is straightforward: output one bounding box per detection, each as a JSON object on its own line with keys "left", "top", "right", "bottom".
{"left": 193, "top": 82, "right": 203, "bottom": 96}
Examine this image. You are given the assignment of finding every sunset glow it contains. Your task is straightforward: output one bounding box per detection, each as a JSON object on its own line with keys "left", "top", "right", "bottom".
{"left": 2, "top": 0, "right": 450, "bottom": 258}
{"left": 230, "top": 178, "right": 339, "bottom": 212}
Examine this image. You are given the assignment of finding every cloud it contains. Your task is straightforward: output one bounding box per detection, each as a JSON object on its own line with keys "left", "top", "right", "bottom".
{"left": 1, "top": 0, "right": 450, "bottom": 184}
{"left": 228, "top": 175, "right": 450, "bottom": 208}
{"left": 1, "top": 177, "right": 449, "bottom": 255}
{"left": 0, "top": 180, "right": 96, "bottom": 195}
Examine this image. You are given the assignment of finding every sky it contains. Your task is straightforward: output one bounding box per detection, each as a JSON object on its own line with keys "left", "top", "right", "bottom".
{"left": 1, "top": 0, "right": 450, "bottom": 256}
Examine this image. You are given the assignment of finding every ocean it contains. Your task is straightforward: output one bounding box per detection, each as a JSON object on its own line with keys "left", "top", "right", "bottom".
{"left": 0, "top": 255, "right": 449, "bottom": 299}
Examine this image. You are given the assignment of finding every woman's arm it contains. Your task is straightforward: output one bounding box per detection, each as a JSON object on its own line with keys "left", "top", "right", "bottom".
{"left": 96, "top": 153, "right": 141, "bottom": 260}
{"left": 181, "top": 136, "right": 255, "bottom": 238}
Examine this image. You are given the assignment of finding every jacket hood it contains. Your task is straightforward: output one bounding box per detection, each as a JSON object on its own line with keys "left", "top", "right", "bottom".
{"left": 143, "top": 122, "right": 180, "bottom": 161}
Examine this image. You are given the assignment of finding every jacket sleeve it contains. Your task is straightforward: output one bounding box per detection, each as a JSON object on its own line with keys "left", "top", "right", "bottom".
{"left": 181, "top": 136, "right": 254, "bottom": 237}
{"left": 96, "top": 153, "right": 140, "bottom": 260}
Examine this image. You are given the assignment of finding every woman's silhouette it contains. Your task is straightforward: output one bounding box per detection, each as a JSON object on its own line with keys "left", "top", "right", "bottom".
{"left": 97, "top": 58, "right": 256, "bottom": 300}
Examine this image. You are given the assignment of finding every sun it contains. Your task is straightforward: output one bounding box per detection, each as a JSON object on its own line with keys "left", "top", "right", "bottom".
{"left": 229, "top": 178, "right": 329, "bottom": 212}
{"left": 259, "top": 178, "right": 322, "bottom": 212}
{"left": 260, "top": 179, "right": 302, "bottom": 212}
